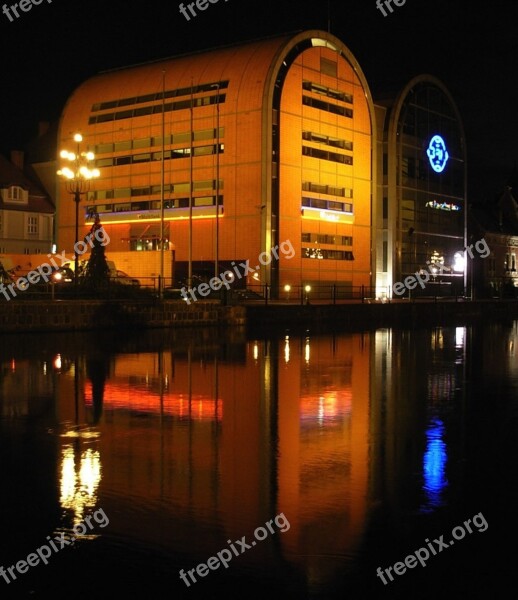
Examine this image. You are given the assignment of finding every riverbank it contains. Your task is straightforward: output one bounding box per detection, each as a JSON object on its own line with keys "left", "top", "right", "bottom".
{"left": 0, "top": 299, "right": 245, "bottom": 333}
{"left": 245, "top": 298, "right": 518, "bottom": 335}
{"left": 1, "top": 298, "right": 517, "bottom": 334}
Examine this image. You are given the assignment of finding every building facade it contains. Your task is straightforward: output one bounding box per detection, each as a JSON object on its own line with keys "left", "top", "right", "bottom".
{"left": 57, "top": 36, "right": 469, "bottom": 298}
{"left": 375, "top": 75, "right": 467, "bottom": 297}
{"left": 57, "top": 30, "right": 376, "bottom": 293}
{"left": 0, "top": 151, "right": 54, "bottom": 256}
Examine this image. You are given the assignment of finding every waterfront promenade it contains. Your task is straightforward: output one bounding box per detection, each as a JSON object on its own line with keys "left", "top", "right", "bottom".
{"left": 1, "top": 297, "right": 517, "bottom": 334}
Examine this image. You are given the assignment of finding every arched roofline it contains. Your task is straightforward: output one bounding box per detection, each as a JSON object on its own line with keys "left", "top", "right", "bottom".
{"left": 387, "top": 73, "right": 467, "bottom": 163}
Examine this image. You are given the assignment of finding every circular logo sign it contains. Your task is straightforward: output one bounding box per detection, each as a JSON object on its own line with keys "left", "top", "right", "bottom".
{"left": 427, "top": 135, "right": 449, "bottom": 173}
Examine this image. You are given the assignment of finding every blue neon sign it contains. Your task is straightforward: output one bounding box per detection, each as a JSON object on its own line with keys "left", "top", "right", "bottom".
{"left": 427, "top": 135, "right": 449, "bottom": 173}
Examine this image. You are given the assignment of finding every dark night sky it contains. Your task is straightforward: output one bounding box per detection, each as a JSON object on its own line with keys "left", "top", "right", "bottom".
{"left": 0, "top": 0, "right": 516, "bottom": 201}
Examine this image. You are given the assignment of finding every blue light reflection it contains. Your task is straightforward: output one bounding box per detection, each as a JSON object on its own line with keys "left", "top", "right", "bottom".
{"left": 421, "top": 417, "right": 448, "bottom": 512}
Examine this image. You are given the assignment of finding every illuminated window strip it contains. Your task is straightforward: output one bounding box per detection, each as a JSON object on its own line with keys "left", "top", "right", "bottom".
{"left": 86, "top": 196, "right": 223, "bottom": 216}
{"left": 302, "top": 197, "right": 353, "bottom": 213}
{"left": 93, "top": 144, "right": 223, "bottom": 168}
{"left": 302, "top": 247, "right": 354, "bottom": 260}
{"left": 91, "top": 81, "right": 229, "bottom": 112}
{"left": 89, "top": 95, "right": 226, "bottom": 125}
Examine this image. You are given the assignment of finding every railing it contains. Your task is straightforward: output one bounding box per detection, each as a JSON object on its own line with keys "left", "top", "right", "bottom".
{"left": 0, "top": 275, "right": 481, "bottom": 304}
{"left": 225, "top": 284, "right": 472, "bottom": 305}
{"left": 230, "top": 284, "right": 385, "bottom": 305}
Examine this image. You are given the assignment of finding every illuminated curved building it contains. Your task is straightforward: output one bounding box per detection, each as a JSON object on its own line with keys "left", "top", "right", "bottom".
{"left": 374, "top": 75, "right": 467, "bottom": 297}
{"left": 57, "top": 37, "right": 467, "bottom": 297}
{"left": 57, "top": 30, "right": 376, "bottom": 293}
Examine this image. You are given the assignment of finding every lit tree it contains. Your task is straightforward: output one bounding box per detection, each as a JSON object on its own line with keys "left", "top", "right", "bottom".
{"left": 81, "top": 212, "right": 110, "bottom": 289}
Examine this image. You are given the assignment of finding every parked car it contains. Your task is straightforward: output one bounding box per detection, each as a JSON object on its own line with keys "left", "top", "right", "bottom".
{"left": 52, "top": 266, "right": 74, "bottom": 284}
{"left": 112, "top": 270, "right": 140, "bottom": 286}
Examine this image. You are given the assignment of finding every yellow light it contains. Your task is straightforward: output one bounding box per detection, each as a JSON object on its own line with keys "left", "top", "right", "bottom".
{"left": 319, "top": 210, "right": 340, "bottom": 222}
{"left": 73, "top": 133, "right": 83, "bottom": 142}
{"left": 79, "top": 166, "right": 88, "bottom": 176}
{"left": 305, "top": 285, "right": 311, "bottom": 292}
{"left": 92, "top": 168, "right": 100, "bottom": 178}
{"left": 61, "top": 167, "right": 74, "bottom": 179}
{"left": 86, "top": 151, "right": 95, "bottom": 161}
{"left": 104, "top": 213, "right": 222, "bottom": 225}
{"left": 60, "top": 149, "right": 69, "bottom": 159}
{"left": 67, "top": 152, "right": 76, "bottom": 161}
{"left": 301, "top": 211, "right": 353, "bottom": 223}
{"left": 284, "top": 284, "right": 291, "bottom": 292}
{"left": 60, "top": 446, "right": 102, "bottom": 525}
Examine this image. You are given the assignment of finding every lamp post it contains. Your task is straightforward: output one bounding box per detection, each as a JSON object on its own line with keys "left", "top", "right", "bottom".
{"left": 57, "top": 134, "right": 100, "bottom": 289}
{"left": 211, "top": 83, "right": 220, "bottom": 280}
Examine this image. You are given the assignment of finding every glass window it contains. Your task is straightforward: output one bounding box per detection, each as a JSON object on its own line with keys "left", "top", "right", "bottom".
{"left": 133, "top": 138, "right": 151, "bottom": 149}
{"left": 320, "top": 58, "right": 337, "bottom": 77}
{"left": 27, "top": 216, "right": 38, "bottom": 234}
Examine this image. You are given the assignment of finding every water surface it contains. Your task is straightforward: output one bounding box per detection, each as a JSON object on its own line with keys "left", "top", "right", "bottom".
{"left": 0, "top": 323, "right": 516, "bottom": 598}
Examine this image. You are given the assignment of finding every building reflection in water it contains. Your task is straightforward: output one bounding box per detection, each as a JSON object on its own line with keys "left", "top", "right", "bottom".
{"left": 8, "top": 321, "right": 510, "bottom": 592}
{"left": 60, "top": 445, "right": 102, "bottom": 526}
{"left": 54, "top": 351, "right": 103, "bottom": 528}
{"left": 421, "top": 417, "right": 448, "bottom": 512}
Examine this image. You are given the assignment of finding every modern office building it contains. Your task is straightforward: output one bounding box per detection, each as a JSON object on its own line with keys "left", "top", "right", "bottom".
{"left": 374, "top": 75, "right": 467, "bottom": 297}
{"left": 57, "top": 34, "right": 468, "bottom": 298}
{"left": 57, "top": 30, "right": 376, "bottom": 293}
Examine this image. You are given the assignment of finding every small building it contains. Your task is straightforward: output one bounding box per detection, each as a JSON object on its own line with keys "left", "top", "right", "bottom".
{"left": 469, "top": 187, "right": 518, "bottom": 297}
{"left": 0, "top": 151, "right": 54, "bottom": 256}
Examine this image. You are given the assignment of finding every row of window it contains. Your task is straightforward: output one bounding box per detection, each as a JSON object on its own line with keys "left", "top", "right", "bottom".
{"left": 505, "top": 254, "right": 517, "bottom": 271}
{"left": 302, "top": 146, "right": 353, "bottom": 165}
{"left": 302, "top": 197, "right": 353, "bottom": 213}
{"left": 302, "top": 95, "right": 353, "bottom": 119}
{"left": 303, "top": 247, "right": 354, "bottom": 260}
{"left": 94, "top": 144, "right": 224, "bottom": 168}
{"left": 86, "top": 196, "right": 222, "bottom": 215}
{"left": 302, "top": 181, "right": 353, "bottom": 198}
{"left": 91, "top": 81, "right": 229, "bottom": 112}
{"left": 0, "top": 213, "right": 41, "bottom": 234}
{"left": 129, "top": 239, "right": 171, "bottom": 251}
{"left": 302, "top": 131, "right": 353, "bottom": 151}
{"left": 88, "top": 180, "right": 223, "bottom": 201}
{"left": 27, "top": 216, "right": 38, "bottom": 234}
{"left": 302, "top": 233, "right": 353, "bottom": 246}
{"left": 91, "top": 129, "right": 224, "bottom": 155}
{"left": 89, "top": 95, "right": 226, "bottom": 125}
{"left": 1, "top": 186, "right": 28, "bottom": 204}
{"left": 302, "top": 80, "right": 353, "bottom": 105}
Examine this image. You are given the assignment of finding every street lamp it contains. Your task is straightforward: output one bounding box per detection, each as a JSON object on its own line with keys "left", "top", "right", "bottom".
{"left": 57, "top": 134, "right": 100, "bottom": 289}
{"left": 211, "top": 83, "right": 220, "bottom": 280}
{"left": 304, "top": 284, "right": 311, "bottom": 305}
